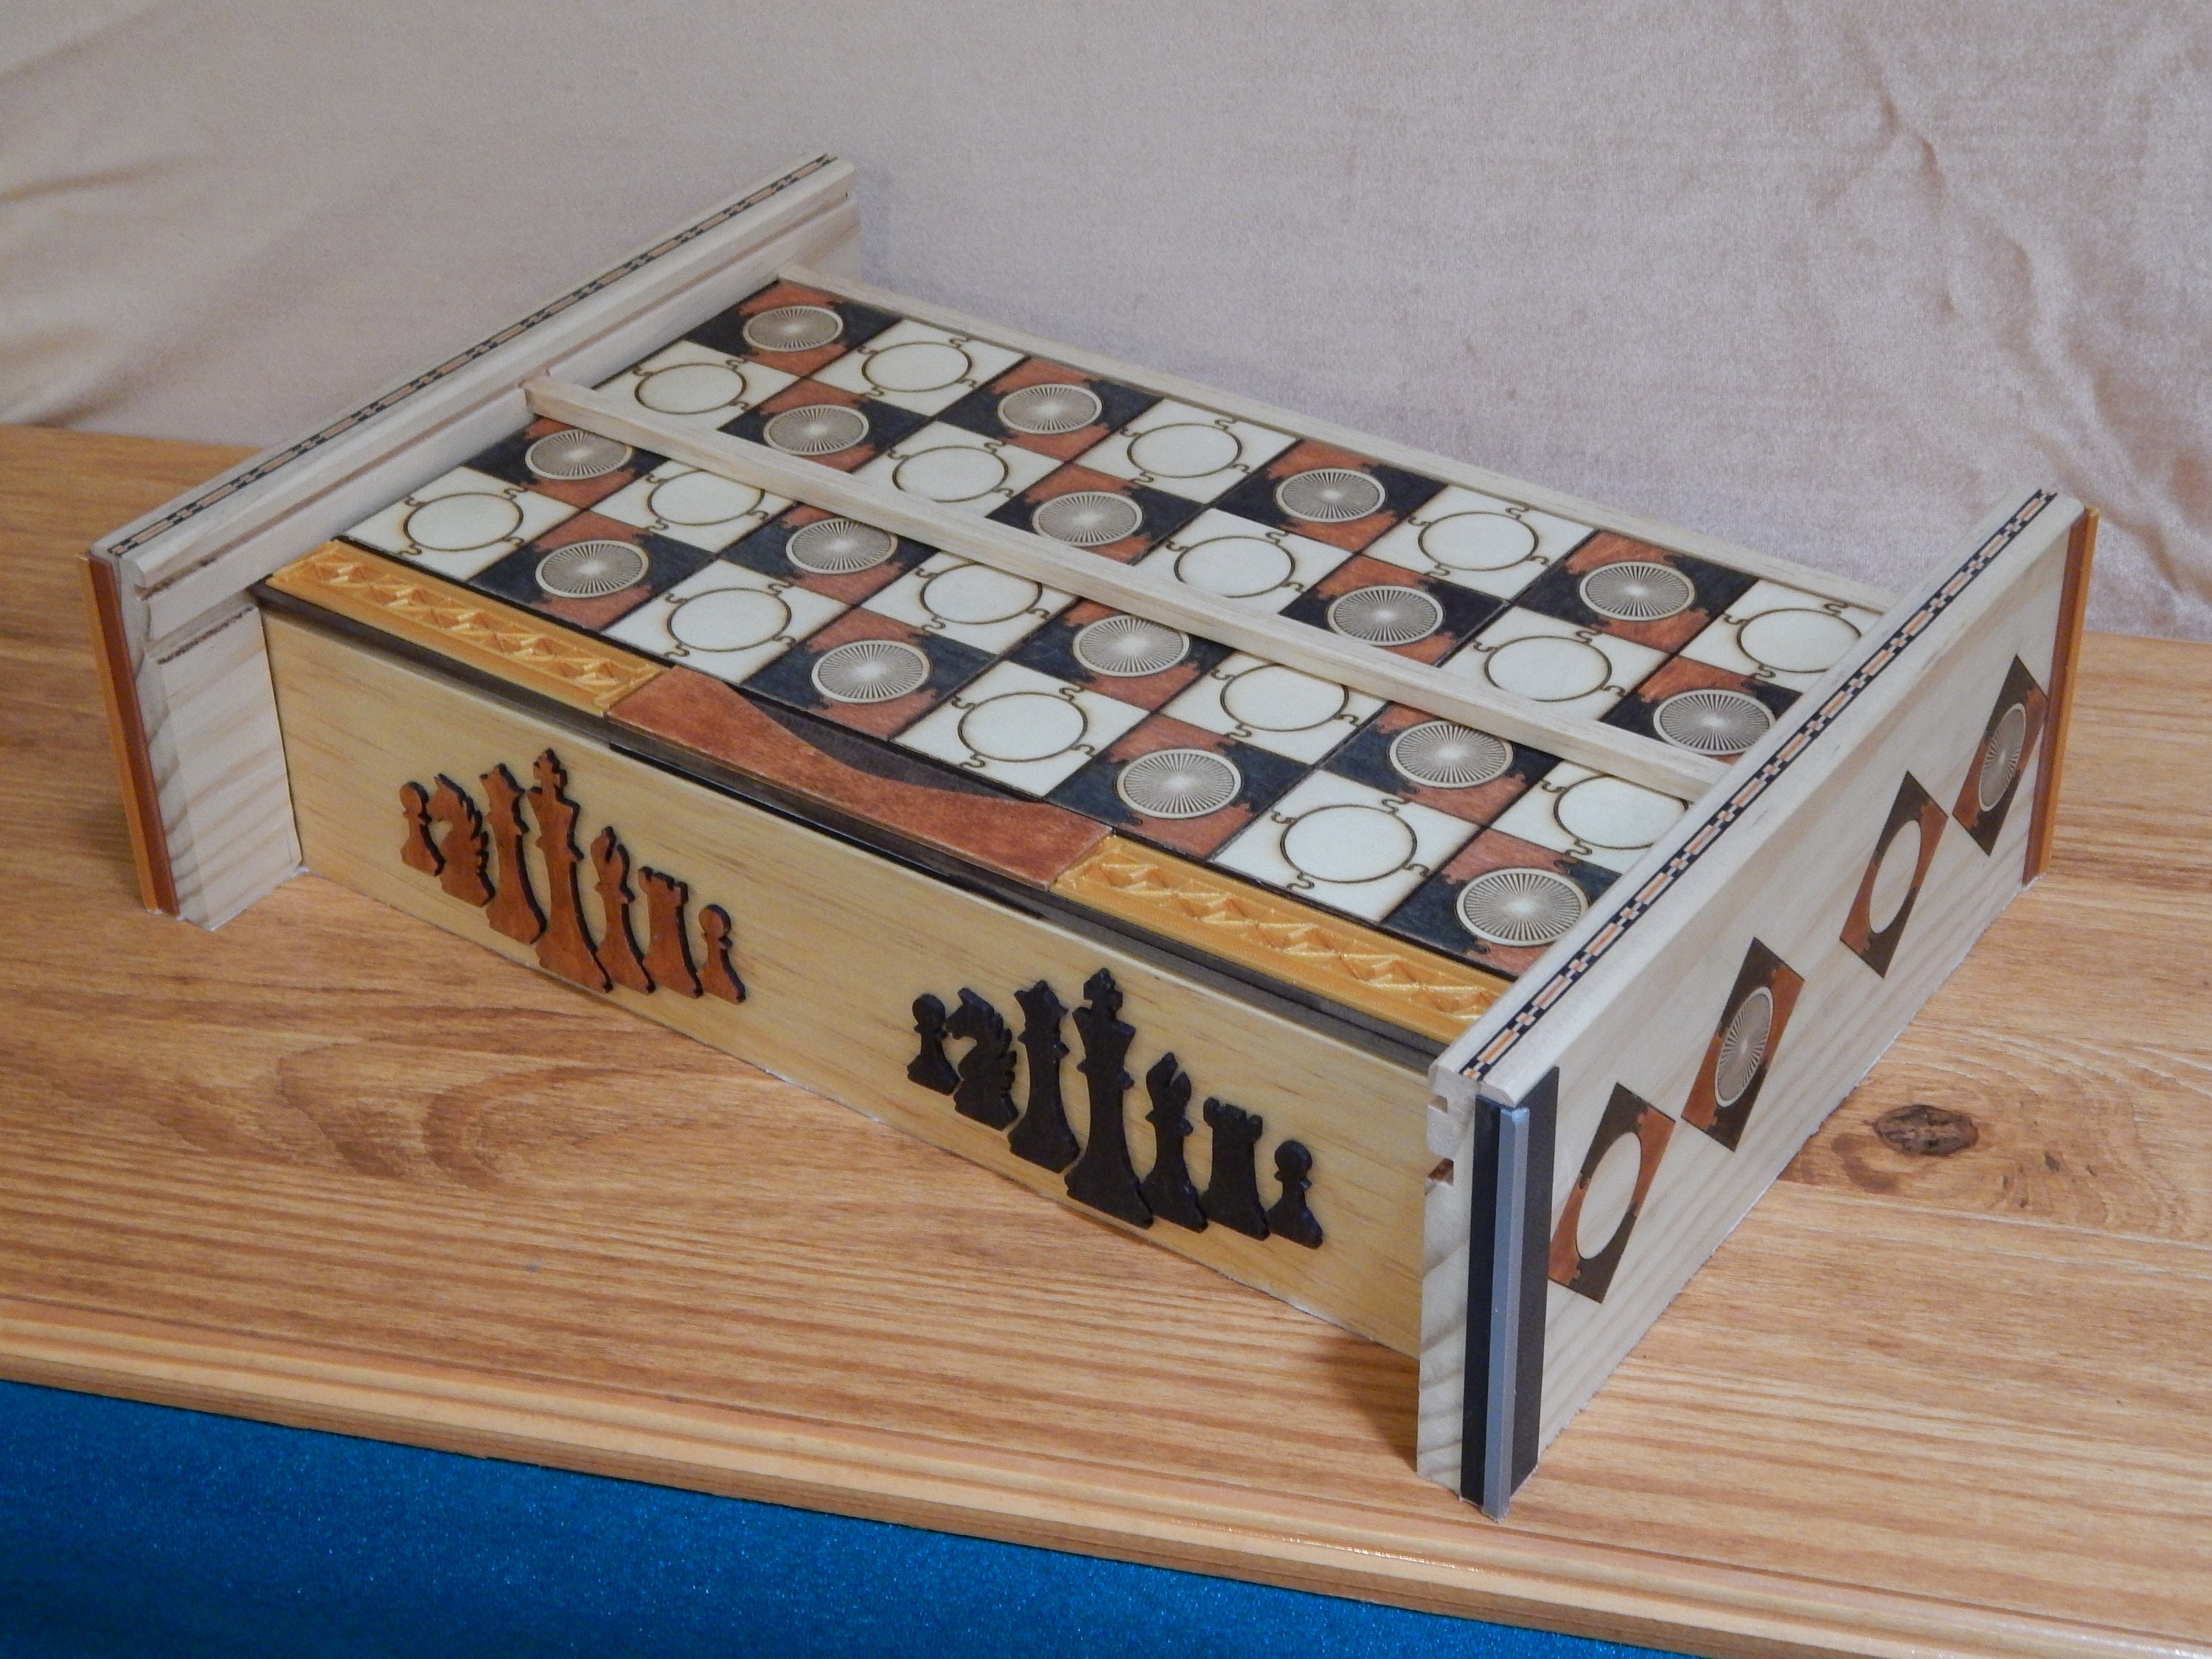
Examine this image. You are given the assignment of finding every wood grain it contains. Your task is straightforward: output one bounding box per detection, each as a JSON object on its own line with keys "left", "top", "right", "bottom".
{"left": 6, "top": 426, "right": 2211, "bottom": 1658}
{"left": 264, "top": 611, "right": 1430, "bottom": 1352}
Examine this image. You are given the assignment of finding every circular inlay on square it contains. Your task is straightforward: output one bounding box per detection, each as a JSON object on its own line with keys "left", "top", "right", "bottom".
{"left": 403, "top": 493, "right": 523, "bottom": 552}
{"left": 863, "top": 340, "right": 975, "bottom": 394}
{"left": 919, "top": 563, "right": 1042, "bottom": 625}
{"left": 1219, "top": 664, "right": 1349, "bottom": 731}
{"left": 1713, "top": 987, "right": 1775, "bottom": 1108}
{"left": 812, "top": 639, "right": 931, "bottom": 703}
{"left": 1554, "top": 776, "right": 1683, "bottom": 849}
{"left": 998, "top": 383, "right": 1103, "bottom": 435}
{"left": 959, "top": 692, "right": 1089, "bottom": 763}
{"left": 1653, "top": 688, "right": 1773, "bottom": 755}
{"left": 1032, "top": 490, "right": 1144, "bottom": 546}
{"left": 1173, "top": 535, "right": 1295, "bottom": 598}
{"left": 1281, "top": 803, "right": 1416, "bottom": 885}
{"left": 1073, "top": 616, "right": 1189, "bottom": 678}
{"left": 636, "top": 361, "right": 751, "bottom": 416}
{"left": 1275, "top": 467, "right": 1385, "bottom": 524}
{"left": 892, "top": 444, "right": 1009, "bottom": 503}
{"left": 1868, "top": 816, "right": 1923, "bottom": 931}
{"left": 525, "top": 431, "right": 632, "bottom": 481}
{"left": 1576, "top": 1133, "right": 1644, "bottom": 1259}
{"left": 1388, "top": 722, "right": 1512, "bottom": 789}
{"left": 1326, "top": 585, "right": 1444, "bottom": 646}
{"left": 645, "top": 471, "right": 767, "bottom": 526}
{"left": 535, "top": 539, "right": 649, "bottom": 599}
{"left": 742, "top": 305, "right": 844, "bottom": 354}
{"left": 1126, "top": 422, "right": 1242, "bottom": 479}
{"left": 667, "top": 587, "right": 791, "bottom": 653}
{"left": 785, "top": 518, "right": 898, "bottom": 574}
{"left": 1418, "top": 512, "right": 1537, "bottom": 571}
{"left": 1484, "top": 635, "right": 1613, "bottom": 702}
{"left": 1737, "top": 608, "right": 1859, "bottom": 675}
{"left": 764, "top": 404, "right": 870, "bottom": 456}
{"left": 1455, "top": 866, "right": 1587, "bottom": 947}
{"left": 1978, "top": 703, "right": 2030, "bottom": 810}
{"left": 1115, "top": 748, "right": 1242, "bottom": 819}
{"left": 1579, "top": 560, "right": 1696, "bottom": 622}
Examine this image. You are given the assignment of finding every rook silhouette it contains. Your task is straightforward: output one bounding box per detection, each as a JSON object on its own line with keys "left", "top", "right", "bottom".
{"left": 1199, "top": 1099, "right": 1269, "bottom": 1238}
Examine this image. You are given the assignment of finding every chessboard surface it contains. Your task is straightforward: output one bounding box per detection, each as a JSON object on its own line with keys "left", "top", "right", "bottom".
{"left": 13, "top": 427, "right": 2212, "bottom": 1658}
{"left": 327, "top": 408, "right": 1697, "bottom": 993}
{"left": 317, "top": 266, "right": 1901, "bottom": 1001}
{"left": 599, "top": 276, "right": 1883, "bottom": 747}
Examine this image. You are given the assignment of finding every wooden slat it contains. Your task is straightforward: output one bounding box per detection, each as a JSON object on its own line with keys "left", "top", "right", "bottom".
{"left": 11, "top": 428, "right": 2212, "bottom": 1659}
{"left": 79, "top": 554, "right": 176, "bottom": 914}
{"left": 529, "top": 378, "right": 1725, "bottom": 801}
{"left": 781, "top": 264, "right": 1901, "bottom": 618}
{"left": 2025, "top": 508, "right": 2097, "bottom": 881}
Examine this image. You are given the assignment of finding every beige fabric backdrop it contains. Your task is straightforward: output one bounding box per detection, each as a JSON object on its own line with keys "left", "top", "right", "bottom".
{"left": 4, "top": 1, "right": 2205, "bottom": 637}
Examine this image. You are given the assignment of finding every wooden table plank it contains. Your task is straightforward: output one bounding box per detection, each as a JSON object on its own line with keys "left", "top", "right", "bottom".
{"left": 4, "top": 425, "right": 2206, "bottom": 1658}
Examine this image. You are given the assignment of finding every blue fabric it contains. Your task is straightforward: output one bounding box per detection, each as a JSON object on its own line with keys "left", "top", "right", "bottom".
{"left": 0, "top": 1379, "right": 1669, "bottom": 1659}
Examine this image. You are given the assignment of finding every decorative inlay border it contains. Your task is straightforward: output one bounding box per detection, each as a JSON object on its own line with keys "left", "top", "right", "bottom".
{"left": 105, "top": 156, "right": 838, "bottom": 563}
{"left": 265, "top": 544, "right": 663, "bottom": 712}
{"left": 1056, "top": 837, "right": 1506, "bottom": 1044}
{"left": 1462, "top": 490, "right": 2059, "bottom": 1082}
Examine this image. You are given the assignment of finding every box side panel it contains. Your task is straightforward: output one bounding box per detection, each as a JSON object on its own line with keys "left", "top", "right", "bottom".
{"left": 138, "top": 599, "right": 302, "bottom": 926}
{"left": 264, "top": 612, "right": 1430, "bottom": 1354}
{"left": 1536, "top": 521, "right": 2074, "bottom": 1450}
{"left": 1417, "top": 493, "right": 2082, "bottom": 1509}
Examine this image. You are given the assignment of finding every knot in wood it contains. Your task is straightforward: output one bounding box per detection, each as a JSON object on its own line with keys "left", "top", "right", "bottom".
{"left": 1872, "top": 1103, "right": 1979, "bottom": 1157}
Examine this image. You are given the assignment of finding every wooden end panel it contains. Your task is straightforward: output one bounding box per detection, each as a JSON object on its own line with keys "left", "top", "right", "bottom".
{"left": 80, "top": 555, "right": 177, "bottom": 914}
{"left": 2025, "top": 507, "right": 2096, "bottom": 883}
{"left": 608, "top": 667, "right": 1107, "bottom": 890}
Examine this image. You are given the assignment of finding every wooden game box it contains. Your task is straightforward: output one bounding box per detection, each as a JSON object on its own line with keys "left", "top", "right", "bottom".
{"left": 83, "top": 155, "right": 2096, "bottom": 1519}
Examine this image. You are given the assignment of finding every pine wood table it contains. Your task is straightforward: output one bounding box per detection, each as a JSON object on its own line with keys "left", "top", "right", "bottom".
{"left": 4, "top": 425, "right": 2208, "bottom": 1658}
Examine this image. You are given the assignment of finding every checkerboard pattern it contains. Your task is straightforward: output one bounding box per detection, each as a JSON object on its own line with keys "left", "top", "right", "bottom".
{"left": 594, "top": 281, "right": 1885, "bottom": 764}
{"left": 338, "top": 417, "right": 1714, "bottom": 981}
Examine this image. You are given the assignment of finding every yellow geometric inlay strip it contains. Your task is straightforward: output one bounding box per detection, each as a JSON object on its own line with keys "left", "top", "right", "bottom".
{"left": 264, "top": 543, "right": 664, "bottom": 714}
{"left": 1054, "top": 837, "right": 1507, "bottom": 1044}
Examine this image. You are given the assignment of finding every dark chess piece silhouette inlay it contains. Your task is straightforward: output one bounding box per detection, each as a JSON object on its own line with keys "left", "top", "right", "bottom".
{"left": 1009, "top": 980, "right": 1081, "bottom": 1171}
{"left": 1199, "top": 1098, "right": 1269, "bottom": 1239}
{"left": 947, "top": 989, "right": 1018, "bottom": 1129}
{"left": 1064, "top": 970, "right": 1152, "bottom": 1227}
{"left": 1263, "top": 1140, "right": 1324, "bottom": 1248}
{"left": 907, "top": 994, "right": 959, "bottom": 1093}
{"left": 1138, "top": 1052, "right": 1206, "bottom": 1231}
